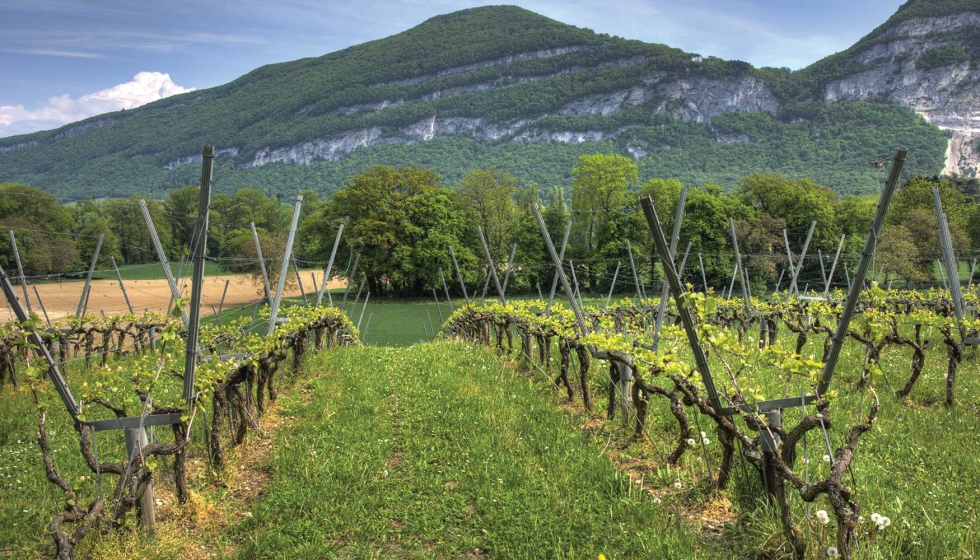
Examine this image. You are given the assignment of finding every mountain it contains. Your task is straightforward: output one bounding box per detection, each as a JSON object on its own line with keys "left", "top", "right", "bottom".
{"left": 0, "top": 2, "right": 975, "bottom": 200}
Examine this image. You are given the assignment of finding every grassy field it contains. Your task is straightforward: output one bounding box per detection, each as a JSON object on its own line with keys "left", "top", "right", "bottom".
{"left": 235, "top": 343, "right": 697, "bottom": 559}
{"left": 2, "top": 292, "right": 979, "bottom": 558}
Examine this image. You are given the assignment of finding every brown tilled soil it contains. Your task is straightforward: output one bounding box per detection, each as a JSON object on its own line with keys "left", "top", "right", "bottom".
{"left": 5, "top": 273, "right": 346, "bottom": 322}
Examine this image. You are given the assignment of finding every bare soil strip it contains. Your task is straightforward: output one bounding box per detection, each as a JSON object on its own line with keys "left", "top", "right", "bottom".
{"left": 4, "top": 273, "right": 346, "bottom": 322}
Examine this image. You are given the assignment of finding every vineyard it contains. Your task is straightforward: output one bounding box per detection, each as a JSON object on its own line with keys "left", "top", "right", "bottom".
{"left": 1, "top": 146, "right": 979, "bottom": 559}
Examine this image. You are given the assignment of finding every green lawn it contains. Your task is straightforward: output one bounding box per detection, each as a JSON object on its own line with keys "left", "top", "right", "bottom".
{"left": 235, "top": 342, "right": 699, "bottom": 559}
{"left": 88, "top": 261, "right": 225, "bottom": 281}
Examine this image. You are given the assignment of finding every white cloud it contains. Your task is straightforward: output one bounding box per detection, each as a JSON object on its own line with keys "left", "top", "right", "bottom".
{"left": 0, "top": 71, "right": 194, "bottom": 137}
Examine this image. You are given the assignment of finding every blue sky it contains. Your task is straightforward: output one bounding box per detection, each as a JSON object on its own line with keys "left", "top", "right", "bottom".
{"left": 1, "top": 0, "right": 905, "bottom": 137}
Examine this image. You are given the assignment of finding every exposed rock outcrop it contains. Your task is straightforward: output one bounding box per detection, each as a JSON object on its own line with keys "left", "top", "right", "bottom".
{"left": 824, "top": 14, "right": 980, "bottom": 176}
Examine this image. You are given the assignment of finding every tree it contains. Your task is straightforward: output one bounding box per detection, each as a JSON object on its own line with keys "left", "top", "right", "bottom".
{"left": 737, "top": 174, "right": 838, "bottom": 250}
{"left": 457, "top": 169, "right": 517, "bottom": 264}
{"left": 329, "top": 166, "right": 476, "bottom": 296}
{"left": 887, "top": 177, "right": 976, "bottom": 282}
{"left": 103, "top": 197, "right": 171, "bottom": 265}
{"left": 163, "top": 186, "right": 200, "bottom": 257}
{"left": 570, "top": 154, "right": 637, "bottom": 291}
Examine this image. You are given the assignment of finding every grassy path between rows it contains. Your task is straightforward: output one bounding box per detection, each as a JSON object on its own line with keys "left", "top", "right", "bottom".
{"left": 234, "top": 342, "right": 700, "bottom": 559}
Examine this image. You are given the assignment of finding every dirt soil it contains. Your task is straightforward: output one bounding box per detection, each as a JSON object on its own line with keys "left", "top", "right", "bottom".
{"left": 5, "top": 273, "right": 346, "bottom": 322}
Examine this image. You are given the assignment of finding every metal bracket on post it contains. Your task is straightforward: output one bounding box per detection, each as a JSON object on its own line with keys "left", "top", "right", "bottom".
{"left": 268, "top": 195, "right": 303, "bottom": 336}
{"left": 818, "top": 148, "right": 906, "bottom": 395}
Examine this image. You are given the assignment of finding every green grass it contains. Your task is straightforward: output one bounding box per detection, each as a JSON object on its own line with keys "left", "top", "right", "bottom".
{"left": 87, "top": 261, "right": 226, "bottom": 281}
{"left": 234, "top": 342, "right": 699, "bottom": 559}
{"left": 3, "top": 292, "right": 980, "bottom": 559}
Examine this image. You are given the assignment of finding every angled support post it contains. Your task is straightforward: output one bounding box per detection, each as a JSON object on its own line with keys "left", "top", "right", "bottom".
{"left": 569, "top": 260, "right": 585, "bottom": 310}
{"left": 111, "top": 257, "right": 134, "bottom": 314}
{"left": 786, "top": 221, "right": 817, "bottom": 301}
{"left": 268, "top": 194, "right": 303, "bottom": 336}
{"left": 818, "top": 148, "right": 905, "bottom": 396}
{"left": 818, "top": 250, "right": 828, "bottom": 292}
{"left": 292, "top": 256, "right": 309, "bottom": 307}
{"left": 0, "top": 264, "right": 78, "bottom": 417}
{"left": 32, "top": 286, "right": 51, "bottom": 326}
{"left": 140, "top": 200, "right": 188, "bottom": 325}
{"left": 729, "top": 219, "right": 751, "bottom": 314}
{"left": 8, "top": 231, "right": 32, "bottom": 313}
{"left": 439, "top": 267, "right": 453, "bottom": 312}
{"left": 824, "top": 235, "right": 845, "bottom": 299}
{"left": 625, "top": 239, "right": 645, "bottom": 302}
{"left": 182, "top": 144, "right": 214, "bottom": 404}
{"left": 76, "top": 234, "right": 104, "bottom": 319}
{"left": 501, "top": 243, "right": 517, "bottom": 297}
{"left": 448, "top": 247, "right": 469, "bottom": 305}
{"left": 652, "top": 187, "right": 687, "bottom": 352}
{"left": 698, "top": 253, "right": 709, "bottom": 293}
{"left": 532, "top": 205, "right": 587, "bottom": 335}
{"left": 249, "top": 222, "right": 273, "bottom": 305}
{"left": 218, "top": 279, "right": 229, "bottom": 315}
{"left": 604, "top": 262, "right": 621, "bottom": 310}
{"left": 546, "top": 220, "right": 572, "bottom": 314}
{"left": 358, "top": 292, "right": 370, "bottom": 331}
{"left": 782, "top": 229, "right": 796, "bottom": 294}
{"left": 933, "top": 186, "right": 966, "bottom": 328}
{"left": 476, "top": 226, "right": 505, "bottom": 304}
{"left": 339, "top": 253, "right": 360, "bottom": 312}
{"left": 350, "top": 274, "right": 366, "bottom": 319}
{"left": 316, "top": 224, "right": 344, "bottom": 307}
{"left": 640, "top": 196, "right": 721, "bottom": 413}
{"left": 432, "top": 289, "right": 443, "bottom": 323}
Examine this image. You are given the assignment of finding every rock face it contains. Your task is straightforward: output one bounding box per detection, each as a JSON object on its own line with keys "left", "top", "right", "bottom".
{"left": 244, "top": 74, "right": 778, "bottom": 168}
{"left": 823, "top": 13, "right": 980, "bottom": 176}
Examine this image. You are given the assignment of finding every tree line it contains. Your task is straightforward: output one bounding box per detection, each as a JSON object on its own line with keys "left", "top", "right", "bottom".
{"left": 1, "top": 153, "right": 977, "bottom": 296}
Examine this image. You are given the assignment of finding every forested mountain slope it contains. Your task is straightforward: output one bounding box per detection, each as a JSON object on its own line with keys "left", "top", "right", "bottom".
{"left": 0, "top": 1, "right": 975, "bottom": 199}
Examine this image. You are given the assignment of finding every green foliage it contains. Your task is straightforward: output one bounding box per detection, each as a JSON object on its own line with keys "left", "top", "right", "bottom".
{"left": 0, "top": 3, "right": 963, "bottom": 200}
{"left": 329, "top": 166, "right": 477, "bottom": 295}
{"left": 918, "top": 42, "right": 970, "bottom": 69}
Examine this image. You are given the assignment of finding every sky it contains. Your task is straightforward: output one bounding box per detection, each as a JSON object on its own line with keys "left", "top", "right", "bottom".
{"left": 0, "top": 0, "right": 906, "bottom": 138}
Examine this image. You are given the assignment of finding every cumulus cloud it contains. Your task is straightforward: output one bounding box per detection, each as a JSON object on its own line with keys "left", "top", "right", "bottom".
{"left": 0, "top": 71, "right": 194, "bottom": 137}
